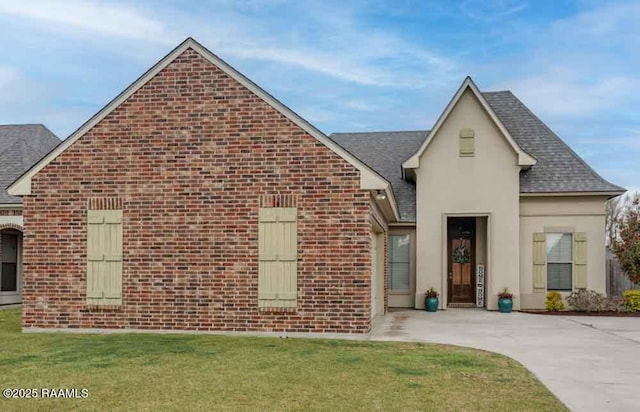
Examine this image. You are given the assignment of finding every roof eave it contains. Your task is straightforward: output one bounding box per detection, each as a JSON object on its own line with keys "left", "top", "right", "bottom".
{"left": 520, "top": 190, "right": 627, "bottom": 199}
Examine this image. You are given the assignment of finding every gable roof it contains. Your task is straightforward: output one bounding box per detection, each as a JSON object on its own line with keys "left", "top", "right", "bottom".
{"left": 483, "top": 91, "right": 625, "bottom": 194}
{"left": 331, "top": 90, "right": 625, "bottom": 221}
{"left": 330, "top": 131, "right": 427, "bottom": 221}
{"left": 403, "top": 77, "right": 537, "bottom": 170}
{"left": 0, "top": 124, "right": 60, "bottom": 204}
{"left": 7, "top": 38, "right": 400, "bottom": 221}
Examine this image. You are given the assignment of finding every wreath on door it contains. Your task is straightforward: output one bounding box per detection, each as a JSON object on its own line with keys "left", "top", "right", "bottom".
{"left": 453, "top": 240, "right": 470, "bottom": 264}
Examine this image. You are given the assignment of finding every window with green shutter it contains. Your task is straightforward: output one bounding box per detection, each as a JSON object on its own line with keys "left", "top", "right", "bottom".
{"left": 87, "top": 210, "right": 123, "bottom": 305}
{"left": 258, "top": 207, "right": 297, "bottom": 309}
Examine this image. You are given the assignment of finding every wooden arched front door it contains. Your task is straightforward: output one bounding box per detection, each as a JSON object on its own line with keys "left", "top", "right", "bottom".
{"left": 447, "top": 218, "right": 476, "bottom": 304}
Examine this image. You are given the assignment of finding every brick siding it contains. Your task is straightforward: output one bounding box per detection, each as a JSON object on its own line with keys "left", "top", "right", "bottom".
{"left": 22, "top": 48, "right": 381, "bottom": 333}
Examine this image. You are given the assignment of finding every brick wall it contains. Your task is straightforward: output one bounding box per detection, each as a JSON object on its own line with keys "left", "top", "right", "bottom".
{"left": 22, "top": 48, "right": 377, "bottom": 333}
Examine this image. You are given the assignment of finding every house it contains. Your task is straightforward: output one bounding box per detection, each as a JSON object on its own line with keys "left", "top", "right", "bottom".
{"left": 8, "top": 38, "right": 624, "bottom": 334}
{"left": 0, "top": 124, "right": 60, "bottom": 305}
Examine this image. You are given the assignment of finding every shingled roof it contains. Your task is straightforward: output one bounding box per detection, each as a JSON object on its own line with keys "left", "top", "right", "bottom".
{"left": 483, "top": 91, "right": 624, "bottom": 194}
{"left": 331, "top": 91, "right": 624, "bottom": 222}
{"left": 0, "top": 124, "right": 60, "bottom": 204}
{"left": 330, "top": 131, "right": 426, "bottom": 222}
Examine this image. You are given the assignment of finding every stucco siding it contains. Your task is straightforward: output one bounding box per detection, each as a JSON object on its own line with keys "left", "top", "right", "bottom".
{"left": 519, "top": 196, "right": 609, "bottom": 309}
{"left": 415, "top": 89, "right": 521, "bottom": 310}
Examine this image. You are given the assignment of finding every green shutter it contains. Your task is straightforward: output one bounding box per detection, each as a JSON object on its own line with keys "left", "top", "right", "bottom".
{"left": 533, "top": 232, "right": 546, "bottom": 291}
{"left": 258, "top": 207, "right": 297, "bottom": 309}
{"left": 87, "top": 210, "right": 123, "bottom": 305}
{"left": 87, "top": 210, "right": 105, "bottom": 304}
{"left": 574, "top": 232, "right": 587, "bottom": 289}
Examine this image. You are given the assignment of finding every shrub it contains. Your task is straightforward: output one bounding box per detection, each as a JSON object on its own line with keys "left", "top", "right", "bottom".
{"left": 566, "top": 289, "right": 607, "bottom": 312}
{"left": 545, "top": 291, "right": 564, "bottom": 311}
{"left": 623, "top": 290, "right": 640, "bottom": 312}
{"left": 564, "top": 290, "right": 626, "bottom": 312}
{"left": 610, "top": 196, "right": 640, "bottom": 283}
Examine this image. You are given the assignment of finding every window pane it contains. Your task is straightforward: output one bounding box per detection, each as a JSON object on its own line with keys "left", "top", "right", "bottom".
{"left": 1, "top": 233, "right": 18, "bottom": 263}
{"left": 388, "top": 235, "right": 410, "bottom": 291}
{"left": 548, "top": 263, "right": 572, "bottom": 291}
{"left": 390, "top": 235, "right": 410, "bottom": 263}
{"left": 547, "top": 233, "right": 572, "bottom": 262}
{"left": 1, "top": 263, "right": 17, "bottom": 292}
{"left": 389, "top": 262, "right": 410, "bottom": 290}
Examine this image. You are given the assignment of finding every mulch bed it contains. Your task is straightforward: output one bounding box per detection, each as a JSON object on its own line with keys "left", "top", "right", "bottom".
{"left": 521, "top": 310, "right": 640, "bottom": 317}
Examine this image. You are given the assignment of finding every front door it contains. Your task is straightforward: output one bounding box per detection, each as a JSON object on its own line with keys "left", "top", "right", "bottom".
{"left": 448, "top": 218, "right": 475, "bottom": 304}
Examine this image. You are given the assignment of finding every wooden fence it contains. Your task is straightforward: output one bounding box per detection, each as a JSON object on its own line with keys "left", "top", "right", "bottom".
{"left": 606, "top": 255, "right": 640, "bottom": 296}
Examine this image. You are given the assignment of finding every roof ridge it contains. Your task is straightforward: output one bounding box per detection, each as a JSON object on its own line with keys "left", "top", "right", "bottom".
{"left": 507, "top": 92, "right": 625, "bottom": 192}
{"left": 331, "top": 130, "right": 429, "bottom": 135}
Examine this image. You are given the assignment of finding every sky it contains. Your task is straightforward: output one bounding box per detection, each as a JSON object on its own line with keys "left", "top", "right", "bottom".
{"left": 0, "top": 0, "right": 638, "bottom": 193}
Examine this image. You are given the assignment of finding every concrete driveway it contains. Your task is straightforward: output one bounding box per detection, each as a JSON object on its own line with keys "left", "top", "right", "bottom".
{"left": 370, "top": 309, "right": 640, "bottom": 411}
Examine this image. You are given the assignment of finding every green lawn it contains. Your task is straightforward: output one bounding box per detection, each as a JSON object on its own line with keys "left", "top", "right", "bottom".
{"left": 0, "top": 309, "right": 565, "bottom": 411}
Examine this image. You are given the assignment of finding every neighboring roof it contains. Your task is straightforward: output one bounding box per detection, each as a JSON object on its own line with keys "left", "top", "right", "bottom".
{"left": 330, "top": 131, "right": 427, "bottom": 221}
{"left": 403, "top": 77, "right": 537, "bottom": 169}
{"left": 7, "top": 38, "right": 400, "bottom": 221}
{"left": 0, "top": 124, "right": 60, "bottom": 204}
{"left": 483, "top": 91, "right": 625, "bottom": 194}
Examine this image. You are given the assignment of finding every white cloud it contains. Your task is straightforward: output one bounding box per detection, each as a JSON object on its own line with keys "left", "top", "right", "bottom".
{"left": 486, "top": 2, "right": 640, "bottom": 121}
{"left": 0, "top": 0, "right": 459, "bottom": 89}
{"left": 501, "top": 71, "right": 634, "bottom": 117}
{"left": 0, "top": 0, "right": 171, "bottom": 43}
{"left": 460, "top": 0, "right": 527, "bottom": 21}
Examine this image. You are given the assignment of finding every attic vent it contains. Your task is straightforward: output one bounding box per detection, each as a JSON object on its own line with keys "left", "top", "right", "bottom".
{"left": 459, "top": 128, "right": 475, "bottom": 157}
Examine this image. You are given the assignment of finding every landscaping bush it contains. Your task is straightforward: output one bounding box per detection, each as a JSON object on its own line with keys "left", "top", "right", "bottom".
{"left": 565, "top": 289, "right": 627, "bottom": 312}
{"left": 623, "top": 290, "right": 640, "bottom": 312}
{"left": 545, "top": 291, "right": 564, "bottom": 311}
{"left": 566, "top": 289, "right": 606, "bottom": 312}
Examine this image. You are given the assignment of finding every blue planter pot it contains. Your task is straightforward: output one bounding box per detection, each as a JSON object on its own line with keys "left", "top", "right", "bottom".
{"left": 498, "top": 298, "right": 513, "bottom": 313}
{"left": 425, "top": 297, "right": 439, "bottom": 312}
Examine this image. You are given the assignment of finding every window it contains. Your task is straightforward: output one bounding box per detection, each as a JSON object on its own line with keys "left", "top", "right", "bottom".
{"left": 258, "top": 208, "right": 297, "bottom": 309}
{"left": 1, "top": 232, "right": 19, "bottom": 292}
{"left": 388, "top": 235, "right": 410, "bottom": 291}
{"left": 459, "top": 128, "right": 475, "bottom": 156}
{"left": 546, "top": 233, "right": 572, "bottom": 291}
{"left": 87, "top": 210, "right": 123, "bottom": 305}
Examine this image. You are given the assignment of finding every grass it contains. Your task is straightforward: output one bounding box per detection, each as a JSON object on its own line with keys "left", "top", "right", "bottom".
{"left": 0, "top": 309, "right": 566, "bottom": 411}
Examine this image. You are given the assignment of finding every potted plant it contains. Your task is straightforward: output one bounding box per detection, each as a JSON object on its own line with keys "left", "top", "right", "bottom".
{"left": 497, "top": 288, "right": 514, "bottom": 313}
{"left": 424, "top": 288, "right": 439, "bottom": 312}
